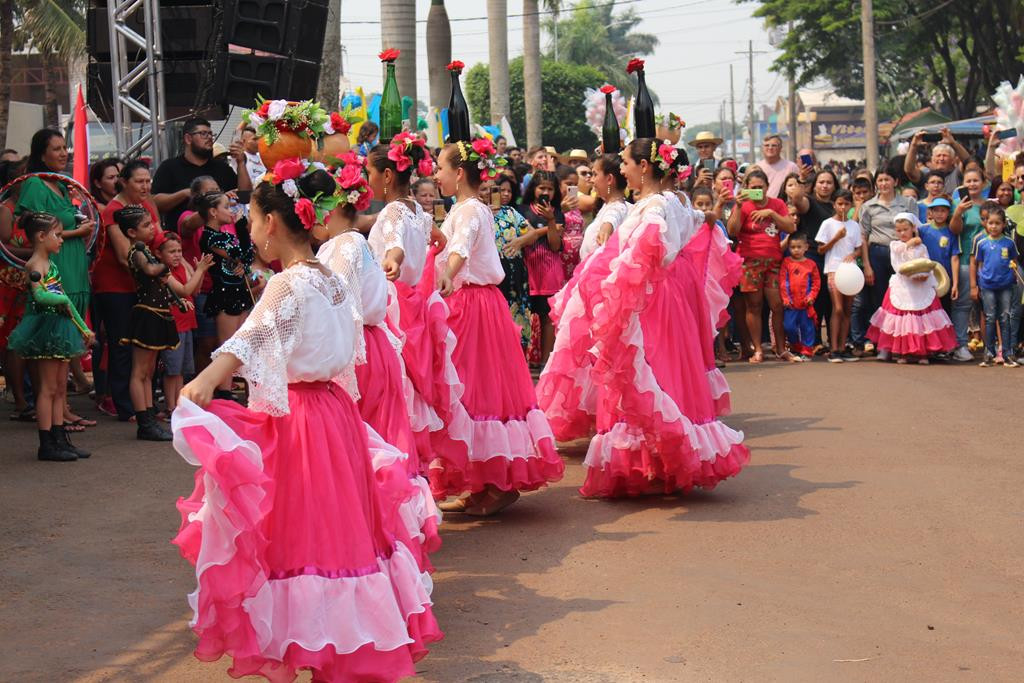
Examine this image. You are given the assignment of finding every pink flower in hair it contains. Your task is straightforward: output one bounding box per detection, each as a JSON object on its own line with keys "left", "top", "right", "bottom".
{"left": 388, "top": 144, "right": 412, "bottom": 172}
{"left": 418, "top": 156, "right": 435, "bottom": 177}
{"left": 273, "top": 157, "right": 306, "bottom": 182}
{"left": 658, "top": 143, "right": 677, "bottom": 164}
{"left": 337, "top": 163, "right": 365, "bottom": 189}
{"left": 294, "top": 197, "right": 316, "bottom": 231}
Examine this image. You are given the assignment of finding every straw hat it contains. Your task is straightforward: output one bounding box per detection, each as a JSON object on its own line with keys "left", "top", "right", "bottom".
{"left": 568, "top": 149, "right": 588, "bottom": 161}
{"left": 688, "top": 130, "right": 723, "bottom": 147}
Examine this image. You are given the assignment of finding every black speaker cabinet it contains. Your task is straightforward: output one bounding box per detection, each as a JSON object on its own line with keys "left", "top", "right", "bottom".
{"left": 215, "top": 52, "right": 320, "bottom": 107}
{"left": 88, "top": 59, "right": 228, "bottom": 120}
{"left": 223, "top": 0, "right": 329, "bottom": 62}
{"left": 87, "top": 5, "right": 219, "bottom": 61}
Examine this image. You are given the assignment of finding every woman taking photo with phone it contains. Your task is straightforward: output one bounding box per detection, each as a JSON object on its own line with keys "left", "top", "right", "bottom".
{"left": 727, "top": 168, "right": 798, "bottom": 363}
{"left": 516, "top": 170, "right": 565, "bottom": 365}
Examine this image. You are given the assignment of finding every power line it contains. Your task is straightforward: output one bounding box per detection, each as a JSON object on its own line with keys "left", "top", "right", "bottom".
{"left": 340, "top": 0, "right": 713, "bottom": 25}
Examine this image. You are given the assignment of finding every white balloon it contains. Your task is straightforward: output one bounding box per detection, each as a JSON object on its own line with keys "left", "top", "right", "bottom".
{"left": 834, "top": 262, "right": 865, "bottom": 296}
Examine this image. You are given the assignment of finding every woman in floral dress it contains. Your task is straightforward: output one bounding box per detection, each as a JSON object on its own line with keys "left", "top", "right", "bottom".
{"left": 487, "top": 174, "right": 533, "bottom": 351}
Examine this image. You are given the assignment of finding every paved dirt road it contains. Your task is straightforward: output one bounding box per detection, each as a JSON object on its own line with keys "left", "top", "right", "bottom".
{"left": 2, "top": 361, "right": 1022, "bottom": 682}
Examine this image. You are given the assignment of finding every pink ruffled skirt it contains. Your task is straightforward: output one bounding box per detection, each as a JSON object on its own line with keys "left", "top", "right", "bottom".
{"left": 867, "top": 292, "right": 956, "bottom": 356}
{"left": 172, "top": 382, "right": 441, "bottom": 682}
{"left": 430, "top": 284, "right": 564, "bottom": 497}
{"left": 356, "top": 325, "right": 442, "bottom": 567}
{"left": 579, "top": 224, "right": 749, "bottom": 498}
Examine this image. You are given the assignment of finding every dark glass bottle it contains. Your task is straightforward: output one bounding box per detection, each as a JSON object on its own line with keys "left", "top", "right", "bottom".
{"left": 380, "top": 62, "right": 403, "bottom": 140}
{"left": 602, "top": 91, "right": 620, "bottom": 153}
{"left": 447, "top": 69, "right": 471, "bottom": 143}
{"left": 634, "top": 69, "right": 655, "bottom": 139}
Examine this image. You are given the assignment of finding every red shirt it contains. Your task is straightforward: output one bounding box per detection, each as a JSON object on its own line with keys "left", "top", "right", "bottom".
{"left": 737, "top": 197, "right": 788, "bottom": 261}
{"left": 778, "top": 257, "right": 821, "bottom": 309}
{"left": 168, "top": 263, "right": 197, "bottom": 332}
{"left": 92, "top": 199, "right": 163, "bottom": 294}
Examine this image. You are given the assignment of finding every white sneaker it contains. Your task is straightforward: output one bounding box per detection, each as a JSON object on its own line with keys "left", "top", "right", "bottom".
{"left": 952, "top": 346, "right": 974, "bottom": 362}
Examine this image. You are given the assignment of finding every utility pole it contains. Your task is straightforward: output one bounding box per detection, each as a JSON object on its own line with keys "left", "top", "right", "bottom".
{"left": 786, "top": 22, "right": 798, "bottom": 160}
{"left": 719, "top": 101, "right": 726, "bottom": 154}
{"left": 861, "top": 0, "right": 879, "bottom": 171}
{"left": 736, "top": 40, "right": 766, "bottom": 164}
{"left": 730, "top": 64, "right": 737, "bottom": 158}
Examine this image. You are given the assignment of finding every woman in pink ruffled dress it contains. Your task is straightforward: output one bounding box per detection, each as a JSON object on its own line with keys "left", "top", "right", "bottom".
{"left": 316, "top": 158, "right": 441, "bottom": 570}
{"left": 172, "top": 162, "right": 441, "bottom": 682}
{"left": 431, "top": 138, "right": 564, "bottom": 515}
{"left": 578, "top": 139, "right": 750, "bottom": 498}
{"left": 537, "top": 153, "right": 629, "bottom": 442}
{"left": 366, "top": 134, "right": 472, "bottom": 486}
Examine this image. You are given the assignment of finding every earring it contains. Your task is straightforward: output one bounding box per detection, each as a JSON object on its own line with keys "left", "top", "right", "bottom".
{"left": 456, "top": 180, "right": 460, "bottom": 195}
{"left": 264, "top": 238, "right": 270, "bottom": 254}
{"left": 640, "top": 175, "right": 644, "bottom": 193}
{"left": 384, "top": 186, "right": 388, "bottom": 202}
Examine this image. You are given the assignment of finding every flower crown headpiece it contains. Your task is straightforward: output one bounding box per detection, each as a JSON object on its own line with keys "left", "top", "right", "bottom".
{"left": 329, "top": 152, "right": 374, "bottom": 213}
{"left": 243, "top": 98, "right": 329, "bottom": 146}
{"left": 324, "top": 104, "right": 362, "bottom": 137}
{"left": 264, "top": 157, "right": 342, "bottom": 231}
{"left": 457, "top": 138, "right": 508, "bottom": 181}
{"left": 650, "top": 141, "right": 680, "bottom": 172}
{"left": 388, "top": 132, "right": 434, "bottom": 177}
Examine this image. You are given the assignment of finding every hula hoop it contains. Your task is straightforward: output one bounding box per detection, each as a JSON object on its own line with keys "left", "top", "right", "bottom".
{"left": 0, "top": 173, "right": 103, "bottom": 270}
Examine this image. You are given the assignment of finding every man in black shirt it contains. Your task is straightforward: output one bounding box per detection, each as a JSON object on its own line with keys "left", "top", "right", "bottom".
{"left": 151, "top": 116, "right": 251, "bottom": 231}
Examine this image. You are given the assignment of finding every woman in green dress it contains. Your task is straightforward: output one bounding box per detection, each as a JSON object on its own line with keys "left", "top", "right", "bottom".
{"left": 17, "top": 129, "right": 97, "bottom": 425}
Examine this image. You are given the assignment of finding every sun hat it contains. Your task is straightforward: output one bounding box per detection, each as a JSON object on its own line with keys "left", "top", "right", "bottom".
{"left": 926, "top": 197, "right": 951, "bottom": 209}
{"left": 688, "top": 130, "right": 723, "bottom": 147}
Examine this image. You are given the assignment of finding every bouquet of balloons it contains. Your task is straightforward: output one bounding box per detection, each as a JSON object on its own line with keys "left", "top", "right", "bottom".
{"left": 991, "top": 77, "right": 1024, "bottom": 158}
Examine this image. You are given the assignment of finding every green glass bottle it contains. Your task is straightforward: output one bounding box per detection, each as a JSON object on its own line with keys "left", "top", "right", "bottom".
{"left": 602, "top": 91, "right": 620, "bottom": 153}
{"left": 380, "top": 62, "right": 403, "bottom": 140}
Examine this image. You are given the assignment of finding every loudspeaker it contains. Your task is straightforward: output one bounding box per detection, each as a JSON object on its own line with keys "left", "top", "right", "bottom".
{"left": 89, "top": 60, "right": 228, "bottom": 121}
{"left": 216, "top": 53, "right": 320, "bottom": 107}
{"left": 223, "top": 0, "right": 329, "bottom": 63}
{"left": 87, "top": 5, "right": 218, "bottom": 60}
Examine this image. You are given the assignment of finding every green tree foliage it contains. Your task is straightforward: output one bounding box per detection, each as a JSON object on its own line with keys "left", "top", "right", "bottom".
{"left": 543, "top": 0, "right": 658, "bottom": 97}
{"left": 467, "top": 56, "right": 605, "bottom": 151}
{"left": 744, "top": 0, "right": 1024, "bottom": 119}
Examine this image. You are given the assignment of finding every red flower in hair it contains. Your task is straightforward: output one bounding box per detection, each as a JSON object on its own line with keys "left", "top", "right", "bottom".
{"left": 626, "top": 58, "right": 645, "bottom": 74}
{"left": 294, "top": 198, "right": 317, "bottom": 231}
{"left": 379, "top": 48, "right": 401, "bottom": 63}
{"left": 446, "top": 60, "right": 465, "bottom": 72}
{"left": 273, "top": 157, "right": 306, "bottom": 181}
{"left": 599, "top": 84, "right": 616, "bottom": 94}
{"left": 471, "top": 137, "right": 496, "bottom": 157}
{"left": 354, "top": 182, "right": 372, "bottom": 212}
{"left": 388, "top": 144, "right": 412, "bottom": 172}
{"left": 339, "top": 151, "right": 365, "bottom": 167}
{"left": 257, "top": 100, "right": 271, "bottom": 117}
{"left": 329, "top": 112, "right": 351, "bottom": 135}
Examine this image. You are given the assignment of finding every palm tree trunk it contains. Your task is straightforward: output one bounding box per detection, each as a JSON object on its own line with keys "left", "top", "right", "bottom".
{"left": 380, "top": 0, "right": 416, "bottom": 115}
{"left": 317, "top": 0, "right": 343, "bottom": 108}
{"left": 522, "top": 0, "right": 542, "bottom": 147}
{"left": 426, "top": 0, "right": 451, "bottom": 111}
{"left": 487, "top": 0, "right": 509, "bottom": 126}
{"left": 0, "top": 0, "right": 12, "bottom": 147}
{"left": 42, "top": 50, "right": 60, "bottom": 128}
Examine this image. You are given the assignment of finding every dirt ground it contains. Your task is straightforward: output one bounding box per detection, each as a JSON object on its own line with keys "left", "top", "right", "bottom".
{"left": 1, "top": 360, "right": 1022, "bottom": 682}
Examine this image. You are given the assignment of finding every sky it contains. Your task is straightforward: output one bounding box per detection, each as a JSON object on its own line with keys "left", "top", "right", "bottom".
{"left": 338, "top": 0, "right": 790, "bottom": 129}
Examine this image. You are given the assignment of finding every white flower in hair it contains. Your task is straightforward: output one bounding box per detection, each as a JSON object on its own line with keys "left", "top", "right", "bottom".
{"left": 348, "top": 191, "right": 361, "bottom": 204}
{"left": 311, "top": 161, "right": 327, "bottom": 171}
{"left": 478, "top": 161, "right": 487, "bottom": 170}
{"left": 281, "top": 179, "right": 299, "bottom": 198}
{"left": 323, "top": 120, "right": 335, "bottom": 135}
{"left": 248, "top": 114, "right": 265, "bottom": 128}
{"left": 267, "top": 99, "right": 288, "bottom": 121}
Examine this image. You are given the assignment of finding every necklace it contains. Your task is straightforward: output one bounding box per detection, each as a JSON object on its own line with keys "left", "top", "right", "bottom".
{"left": 285, "top": 256, "right": 319, "bottom": 269}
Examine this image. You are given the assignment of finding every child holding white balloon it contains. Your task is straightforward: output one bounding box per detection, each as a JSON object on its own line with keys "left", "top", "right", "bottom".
{"left": 815, "top": 190, "right": 863, "bottom": 362}
{"left": 866, "top": 213, "right": 956, "bottom": 364}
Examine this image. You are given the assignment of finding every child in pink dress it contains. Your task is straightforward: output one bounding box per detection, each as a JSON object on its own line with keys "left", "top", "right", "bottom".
{"left": 867, "top": 212, "right": 956, "bottom": 364}
{"left": 432, "top": 139, "right": 564, "bottom": 515}
{"left": 172, "top": 162, "right": 440, "bottom": 682}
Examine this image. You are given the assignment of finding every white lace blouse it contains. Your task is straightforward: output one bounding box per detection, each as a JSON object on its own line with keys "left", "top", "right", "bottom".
{"left": 368, "top": 200, "right": 431, "bottom": 286}
{"left": 436, "top": 198, "right": 505, "bottom": 288}
{"left": 317, "top": 231, "right": 389, "bottom": 327}
{"left": 579, "top": 200, "right": 629, "bottom": 262}
{"left": 214, "top": 266, "right": 357, "bottom": 416}
{"left": 616, "top": 193, "right": 698, "bottom": 265}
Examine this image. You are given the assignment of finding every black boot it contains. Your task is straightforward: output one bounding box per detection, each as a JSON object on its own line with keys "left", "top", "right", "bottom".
{"left": 136, "top": 410, "right": 172, "bottom": 442}
{"left": 38, "top": 429, "right": 77, "bottom": 462}
{"left": 52, "top": 425, "right": 91, "bottom": 458}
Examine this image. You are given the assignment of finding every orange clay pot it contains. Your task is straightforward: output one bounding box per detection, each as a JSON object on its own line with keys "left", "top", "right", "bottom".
{"left": 315, "top": 133, "right": 352, "bottom": 164}
{"left": 656, "top": 125, "right": 682, "bottom": 145}
{"left": 258, "top": 131, "right": 314, "bottom": 169}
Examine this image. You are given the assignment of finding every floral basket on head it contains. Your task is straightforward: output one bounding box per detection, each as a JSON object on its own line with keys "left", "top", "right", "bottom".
{"left": 655, "top": 113, "right": 686, "bottom": 145}
{"left": 315, "top": 105, "right": 364, "bottom": 165}
{"left": 243, "top": 98, "right": 330, "bottom": 168}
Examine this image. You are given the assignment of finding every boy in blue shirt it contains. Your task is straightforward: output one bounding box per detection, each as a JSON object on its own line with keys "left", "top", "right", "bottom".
{"left": 971, "top": 206, "right": 1020, "bottom": 366}
{"left": 919, "top": 197, "right": 959, "bottom": 315}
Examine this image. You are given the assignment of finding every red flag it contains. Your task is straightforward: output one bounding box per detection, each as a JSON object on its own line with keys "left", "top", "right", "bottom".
{"left": 73, "top": 85, "right": 89, "bottom": 187}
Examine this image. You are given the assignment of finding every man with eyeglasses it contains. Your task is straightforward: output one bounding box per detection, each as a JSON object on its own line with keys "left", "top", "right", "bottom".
{"left": 151, "top": 116, "right": 252, "bottom": 232}
{"left": 755, "top": 134, "right": 799, "bottom": 197}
